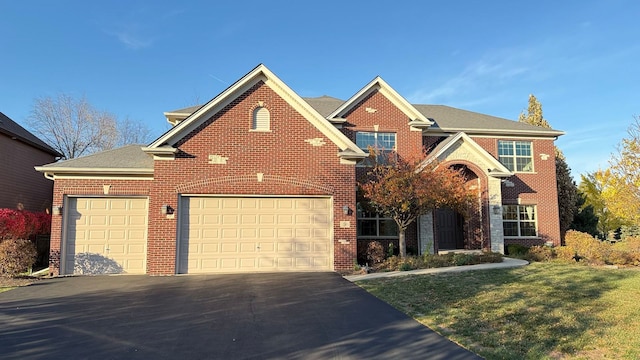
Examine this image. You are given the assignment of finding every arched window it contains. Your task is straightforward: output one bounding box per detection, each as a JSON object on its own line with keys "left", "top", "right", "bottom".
{"left": 252, "top": 106, "right": 270, "bottom": 131}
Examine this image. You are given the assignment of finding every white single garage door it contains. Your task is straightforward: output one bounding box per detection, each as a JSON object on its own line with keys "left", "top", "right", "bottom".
{"left": 64, "top": 197, "right": 148, "bottom": 275}
{"left": 178, "top": 196, "right": 332, "bottom": 274}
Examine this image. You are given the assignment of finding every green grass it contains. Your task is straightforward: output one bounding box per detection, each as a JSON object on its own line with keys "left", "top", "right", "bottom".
{"left": 357, "top": 262, "right": 640, "bottom": 359}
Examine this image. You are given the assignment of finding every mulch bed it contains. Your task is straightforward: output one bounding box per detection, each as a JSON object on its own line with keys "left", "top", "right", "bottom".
{"left": 0, "top": 276, "right": 40, "bottom": 289}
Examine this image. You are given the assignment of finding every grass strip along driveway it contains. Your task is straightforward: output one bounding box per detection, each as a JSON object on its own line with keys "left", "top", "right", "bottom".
{"left": 357, "top": 262, "right": 640, "bottom": 359}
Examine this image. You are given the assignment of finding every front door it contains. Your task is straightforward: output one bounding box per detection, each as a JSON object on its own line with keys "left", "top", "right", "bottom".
{"left": 435, "top": 207, "right": 464, "bottom": 250}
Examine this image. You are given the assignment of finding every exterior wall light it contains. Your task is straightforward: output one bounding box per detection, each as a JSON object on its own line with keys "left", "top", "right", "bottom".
{"left": 492, "top": 205, "right": 501, "bottom": 215}
{"left": 342, "top": 205, "right": 350, "bottom": 215}
{"left": 161, "top": 205, "right": 174, "bottom": 215}
{"left": 52, "top": 206, "right": 63, "bottom": 216}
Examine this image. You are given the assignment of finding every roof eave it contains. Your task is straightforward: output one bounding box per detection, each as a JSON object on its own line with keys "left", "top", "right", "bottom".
{"left": 34, "top": 166, "right": 153, "bottom": 175}
{"left": 431, "top": 127, "right": 565, "bottom": 138}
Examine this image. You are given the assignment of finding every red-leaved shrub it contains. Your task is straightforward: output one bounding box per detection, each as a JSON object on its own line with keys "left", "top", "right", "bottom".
{"left": 0, "top": 209, "right": 51, "bottom": 240}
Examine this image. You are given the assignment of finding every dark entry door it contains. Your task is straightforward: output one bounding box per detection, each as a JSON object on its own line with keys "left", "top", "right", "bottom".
{"left": 436, "top": 207, "right": 464, "bottom": 250}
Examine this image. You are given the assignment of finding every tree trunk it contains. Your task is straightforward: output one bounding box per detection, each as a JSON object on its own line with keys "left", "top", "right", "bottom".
{"left": 399, "top": 229, "right": 406, "bottom": 258}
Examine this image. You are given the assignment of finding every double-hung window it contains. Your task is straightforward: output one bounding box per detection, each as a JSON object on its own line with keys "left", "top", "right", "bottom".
{"left": 356, "top": 204, "right": 398, "bottom": 238}
{"left": 502, "top": 205, "right": 537, "bottom": 237}
{"left": 356, "top": 132, "right": 396, "bottom": 165}
{"left": 498, "top": 140, "right": 533, "bottom": 172}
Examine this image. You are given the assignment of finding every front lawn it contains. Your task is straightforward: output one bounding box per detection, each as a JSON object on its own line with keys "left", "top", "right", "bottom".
{"left": 357, "top": 262, "right": 640, "bottom": 359}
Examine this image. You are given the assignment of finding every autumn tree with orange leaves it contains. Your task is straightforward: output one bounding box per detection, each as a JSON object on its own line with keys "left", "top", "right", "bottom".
{"left": 359, "top": 154, "right": 477, "bottom": 257}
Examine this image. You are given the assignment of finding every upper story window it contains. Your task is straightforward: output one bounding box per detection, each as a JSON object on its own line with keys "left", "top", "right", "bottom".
{"left": 498, "top": 140, "right": 533, "bottom": 172}
{"left": 356, "top": 131, "right": 396, "bottom": 165}
{"left": 252, "top": 107, "right": 270, "bottom": 131}
{"left": 502, "top": 205, "right": 537, "bottom": 237}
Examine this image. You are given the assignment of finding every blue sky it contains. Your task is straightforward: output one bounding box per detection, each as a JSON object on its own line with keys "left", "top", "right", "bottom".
{"left": 2, "top": 0, "right": 639, "bottom": 179}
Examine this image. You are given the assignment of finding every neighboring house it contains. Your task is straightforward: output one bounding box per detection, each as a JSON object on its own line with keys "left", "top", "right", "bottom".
{"left": 36, "top": 64, "right": 563, "bottom": 276}
{"left": 0, "top": 112, "right": 61, "bottom": 211}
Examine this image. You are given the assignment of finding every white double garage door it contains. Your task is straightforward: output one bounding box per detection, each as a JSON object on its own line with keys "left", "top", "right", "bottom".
{"left": 64, "top": 196, "right": 333, "bottom": 274}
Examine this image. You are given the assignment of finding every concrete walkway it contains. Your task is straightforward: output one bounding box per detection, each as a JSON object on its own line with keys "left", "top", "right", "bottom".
{"left": 344, "top": 257, "right": 529, "bottom": 282}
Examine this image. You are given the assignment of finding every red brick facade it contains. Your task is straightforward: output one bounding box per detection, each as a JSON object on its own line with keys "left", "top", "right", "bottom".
{"left": 473, "top": 137, "right": 561, "bottom": 247}
{"left": 43, "top": 65, "right": 562, "bottom": 275}
{"left": 47, "top": 80, "right": 357, "bottom": 275}
{"left": 342, "top": 90, "right": 561, "bottom": 258}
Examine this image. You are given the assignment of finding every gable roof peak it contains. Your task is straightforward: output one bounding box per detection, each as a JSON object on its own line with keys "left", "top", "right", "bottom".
{"left": 327, "top": 76, "right": 433, "bottom": 128}
{"left": 147, "top": 64, "right": 364, "bottom": 160}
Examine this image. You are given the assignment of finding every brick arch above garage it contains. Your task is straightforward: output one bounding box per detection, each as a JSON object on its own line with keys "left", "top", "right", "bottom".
{"left": 175, "top": 175, "right": 335, "bottom": 195}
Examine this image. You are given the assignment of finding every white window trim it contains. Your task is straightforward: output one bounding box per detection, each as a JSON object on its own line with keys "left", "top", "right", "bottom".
{"left": 356, "top": 131, "right": 397, "bottom": 167}
{"left": 502, "top": 204, "right": 538, "bottom": 238}
{"left": 498, "top": 140, "right": 534, "bottom": 173}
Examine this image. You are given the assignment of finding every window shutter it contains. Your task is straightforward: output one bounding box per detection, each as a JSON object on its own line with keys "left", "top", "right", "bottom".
{"left": 253, "top": 107, "right": 270, "bottom": 130}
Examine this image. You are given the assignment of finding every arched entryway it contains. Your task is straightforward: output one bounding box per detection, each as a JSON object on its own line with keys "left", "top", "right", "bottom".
{"left": 434, "top": 164, "right": 486, "bottom": 252}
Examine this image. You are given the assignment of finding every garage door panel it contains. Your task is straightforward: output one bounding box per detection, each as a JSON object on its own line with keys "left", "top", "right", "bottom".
{"left": 128, "top": 215, "right": 147, "bottom": 226}
{"left": 202, "top": 229, "right": 218, "bottom": 238}
{"left": 109, "top": 216, "right": 127, "bottom": 226}
{"left": 259, "top": 214, "right": 275, "bottom": 224}
{"left": 239, "top": 258, "right": 257, "bottom": 268}
{"left": 259, "top": 228, "right": 274, "bottom": 237}
{"left": 200, "top": 259, "right": 219, "bottom": 271}
{"left": 221, "top": 242, "right": 238, "bottom": 252}
{"left": 90, "top": 216, "right": 108, "bottom": 226}
{"left": 65, "top": 198, "right": 148, "bottom": 275}
{"left": 261, "top": 199, "right": 277, "bottom": 209}
{"left": 89, "top": 199, "right": 108, "bottom": 210}
{"left": 277, "top": 214, "right": 293, "bottom": 224}
{"left": 259, "top": 242, "right": 275, "bottom": 252}
{"left": 201, "top": 243, "right": 219, "bottom": 253}
{"left": 203, "top": 215, "right": 220, "bottom": 225}
{"left": 258, "top": 257, "right": 275, "bottom": 268}
{"left": 277, "top": 242, "right": 293, "bottom": 252}
{"left": 240, "top": 242, "right": 256, "bottom": 252}
{"left": 295, "top": 228, "right": 311, "bottom": 238}
{"left": 179, "top": 196, "right": 332, "bottom": 273}
{"left": 220, "top": 258, "right": 238, "bottom": 269}
{"left": 221, "top": 228, "right": 238, "bottom": 238}
{"left": 240, "top": 228, "right": 257, "bottom": 238}
{"left": 296, "top": 242, "right": 311, "bottom": 252}
{"left": 314, "top": 242, "right": 330, "bottom": 252}
{"left": 277, "top": 258, "right": 293, "bottom": 268}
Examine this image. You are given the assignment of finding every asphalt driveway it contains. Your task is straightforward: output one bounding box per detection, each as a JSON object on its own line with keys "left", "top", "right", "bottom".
{"left": 0, "top": 273, "right": 481, "bottom": 359}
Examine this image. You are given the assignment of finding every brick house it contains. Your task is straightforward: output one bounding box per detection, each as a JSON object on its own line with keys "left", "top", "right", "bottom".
{"left": 0, "top": 112, "right": 61, "bottom": 211}
{"left": 36, "top": 64, "right": 563, "bottom": 276}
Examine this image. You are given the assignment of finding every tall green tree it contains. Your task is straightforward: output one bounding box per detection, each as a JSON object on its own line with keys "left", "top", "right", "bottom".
{"left": 570, "top": 192, "right": 600, "bottom": 238}
{"left": 518, "top": 94, "right": 578, "bottom": 241}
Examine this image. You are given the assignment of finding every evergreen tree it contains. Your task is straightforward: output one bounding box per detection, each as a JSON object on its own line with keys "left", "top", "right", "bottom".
{"left": 519, "top": 94, "right": 578, "bottom": 241}
{"left": 569, "top": 192, "right": 600, "bottom": 238}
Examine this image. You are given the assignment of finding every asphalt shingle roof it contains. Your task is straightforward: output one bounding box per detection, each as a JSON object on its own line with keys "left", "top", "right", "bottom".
{"left": 166, "top": 97, "right": 562, "bottom": 136}
{"left": 47, "top": 94, "right": 563, "bottom": 171}
{"left": 0, "top": 112, "right": 62, "bottom": 156}
{"left": 39, "top": 144, "right": 153, "bottom": 170}
{"left": 412, "top": 104, "right": 563, "bottom": 135}
{"left": 302, "top": 96, "right": 344, "bottom": 117}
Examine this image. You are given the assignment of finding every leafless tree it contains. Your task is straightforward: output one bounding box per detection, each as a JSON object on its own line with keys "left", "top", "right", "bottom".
{"left": 28, "top": 94, "right": 152, "bottom": 159}
{"left": 116, "top": 116, "right": 153, "bottom": 147}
